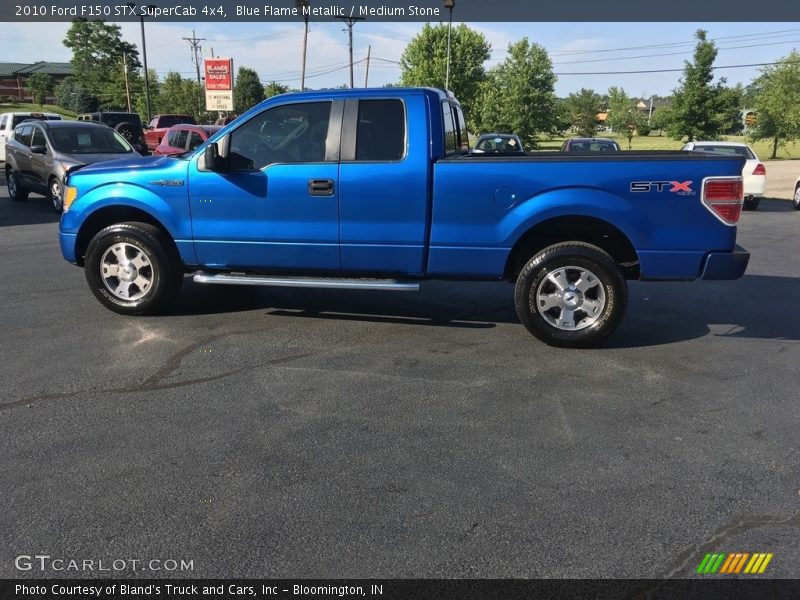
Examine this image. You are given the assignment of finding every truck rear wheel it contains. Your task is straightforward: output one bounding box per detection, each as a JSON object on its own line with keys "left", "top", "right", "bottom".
{"left": 514, "top": 242, "right": 627, "bottom": 348}
{"left": 84, "top": 222, "right": 183, "bottom": 315}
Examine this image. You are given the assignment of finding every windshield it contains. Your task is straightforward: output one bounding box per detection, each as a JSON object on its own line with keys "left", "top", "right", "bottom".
{"left": 692, "top": 145, "right": 755, "bottom": 160}
{"left": 569, "top": 140, "right": 619, "bottom": 152}
{"left": 50, "top": 126, "right": 134, "bottom": 155}
{"left": 476, "top": 136, "right": 521, "bottom": 152}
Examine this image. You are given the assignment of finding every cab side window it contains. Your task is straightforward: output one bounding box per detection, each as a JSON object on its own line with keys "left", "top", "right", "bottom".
{"left": 0, "top": 115, "right": 7, "bottom": 130}
{"left": 188, "top": 132, "right": 204, "bottom": 150}
{"left": 355, "top": 100, "right": 405, "bottom": 161}
{"left": 15, "top": 125, "right": 33, "bottom": 147}
{"left": 227, "top": 102, "right": 331, "bottom": 171}
{"left": 31, "top": 127, "right": 47, "bottom": 149}
{"left": 172, "top": 129, "right": 189, "bottom": 149}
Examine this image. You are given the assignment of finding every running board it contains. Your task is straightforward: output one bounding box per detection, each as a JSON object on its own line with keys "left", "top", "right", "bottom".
{"left": 193, "top": 272, "right": 420, "bottom": 291}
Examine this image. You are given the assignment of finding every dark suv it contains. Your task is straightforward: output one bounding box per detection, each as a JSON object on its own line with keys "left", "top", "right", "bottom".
{"left": 77, "top": 112, "right": 148, "bottom": 155}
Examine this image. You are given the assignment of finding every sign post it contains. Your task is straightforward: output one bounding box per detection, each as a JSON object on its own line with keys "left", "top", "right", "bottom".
{"left": 204, "top": 58, "right": 234, "bottom": 112}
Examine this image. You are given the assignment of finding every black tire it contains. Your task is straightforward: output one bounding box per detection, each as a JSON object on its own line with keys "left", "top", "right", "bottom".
{"left": 793, "top": 186, "right": 800, "bottom": 211}
{"left": 6, "top": 168, "right": 29, "bottom": 202}
{"left": 49, "top": 176, "right": 63, "bottom": 213}
{"left": 84, "top": 222, "right": 183, "bottom": 315}
{"left": 743, "top": 196, "right": 760, "bottom": 211}
{"left": 514, "top": 242, "right": 628, "bottom": 348}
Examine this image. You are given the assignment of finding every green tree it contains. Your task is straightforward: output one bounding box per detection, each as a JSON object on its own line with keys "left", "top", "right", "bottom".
{"left": 234, "top": 67, "right": 264, "bottom": 113}
{"left": 63, "top": 19, "right": 142, "bottom": 109}
{"left": 152, "top": 72, "right": 212, "bottom": 122}
{"left": 55, "top": 77, "right": 97, "bottom": 113}
{"left": 27, "top": 73, "right": 54, "bottom": 106}
{"left": 649, "top": 104, "right": 672, "bottom": 136}
{"left": 564, "top": 88, "right": 602, "bottom": 137}
{"left": 399, "top": 23, "right": 491, "bottom": 128}
{"left": 750, "top": 51, "right": 800, "bottom": 158}
{"left": 263, "top": 81, "right": 289, "bottom": 99}
{"left": 606, "top": 86, "right": 644, "bottom": 149}
{"left": 665, "top": 29, "right": 734, "bottom": 142}
{"left": 475, "top": 38, "right": 558, "bottom": 149}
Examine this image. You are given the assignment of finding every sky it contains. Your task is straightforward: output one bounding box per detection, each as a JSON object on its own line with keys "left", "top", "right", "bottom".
{"left": 3, "top": 21, "right": 800, "bottom": 98}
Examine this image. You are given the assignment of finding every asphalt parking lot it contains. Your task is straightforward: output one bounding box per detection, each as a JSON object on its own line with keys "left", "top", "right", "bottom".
{"left": 1, "top": 168, "right": 799, "bottom": 581}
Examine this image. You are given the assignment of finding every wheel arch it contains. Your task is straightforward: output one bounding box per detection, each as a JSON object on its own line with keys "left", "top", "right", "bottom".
{"left": 504, "top": 215, "right": 640, "bottom": 280}
{"left": 75, "top": 205, "right": 181, "bottom": 268}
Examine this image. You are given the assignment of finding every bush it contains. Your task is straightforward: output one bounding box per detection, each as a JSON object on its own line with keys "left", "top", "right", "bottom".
{"left": 636, "top": 123, "right": 652, "bottom": 137}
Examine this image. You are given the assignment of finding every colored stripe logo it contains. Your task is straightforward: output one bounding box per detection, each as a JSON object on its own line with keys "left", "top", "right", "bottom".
{"left": 696, "top": 552, "right": 773, "bottom": 574}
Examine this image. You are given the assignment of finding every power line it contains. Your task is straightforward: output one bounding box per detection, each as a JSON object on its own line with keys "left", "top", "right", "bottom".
{"left": 547, "top": 27, "right": 800, "bottom": 57}
{"left": 552, "top": 38, "right": 800, "bottom": 65}
{"left": 554, "top": 61, "right": 782, "bottom": 76}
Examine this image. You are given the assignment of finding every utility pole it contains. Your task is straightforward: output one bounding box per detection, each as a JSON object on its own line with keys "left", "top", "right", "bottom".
{"left": 183, "top": 30, "right": 206, "bottom": 116}
{"left": 122, "top": 53, "right": 132, "bottom": 112}
{"left": 128, "top": 3, "right": 156, "bottom": 122}
{"left": 183, "top": 29, "right": 206, "bottom": 87}
{"left": 443, "top": 0, "right": 455, "bottom": 91}
{"left": 364, "top": 45, "right": 371, "bottom": 87}
{"left": 295, "top": 0, "right": 310, "bottom": 90}
{"left": 336, "top": 15, "right": 365, "bottom": 88}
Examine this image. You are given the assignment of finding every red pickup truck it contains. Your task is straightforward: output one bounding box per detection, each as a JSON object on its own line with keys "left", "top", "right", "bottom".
{"left": 144, "top": 114, "right": 196, "bottom": 151}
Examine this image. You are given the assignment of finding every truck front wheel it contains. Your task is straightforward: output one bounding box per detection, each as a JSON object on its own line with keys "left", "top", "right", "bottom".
{"left": 514, "top": 242, "right": 627, "bottom": 348}
{"left": 84, "top": 222, "right": 183, "bottom": 315}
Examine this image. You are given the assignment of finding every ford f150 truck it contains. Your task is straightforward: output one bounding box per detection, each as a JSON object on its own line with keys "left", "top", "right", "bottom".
{"left": 57, "top": 88, "right": 749, "bottom": 347}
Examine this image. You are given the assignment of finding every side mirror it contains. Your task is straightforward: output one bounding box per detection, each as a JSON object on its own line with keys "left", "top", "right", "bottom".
{"left": 30, "top": 145, "right": 46, "bottom": 155}
{"left": 204, "top": 142, "right": 224, "bottom": 171}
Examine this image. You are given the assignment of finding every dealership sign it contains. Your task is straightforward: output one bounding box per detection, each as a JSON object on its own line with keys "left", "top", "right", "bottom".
{"left": 204, "top": 58, "right": 234, "bottom": 111}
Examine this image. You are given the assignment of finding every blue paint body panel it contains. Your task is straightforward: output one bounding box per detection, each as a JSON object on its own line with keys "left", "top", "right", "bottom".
{"left": 59, "top": 87, "right": 748, "bottom": 283}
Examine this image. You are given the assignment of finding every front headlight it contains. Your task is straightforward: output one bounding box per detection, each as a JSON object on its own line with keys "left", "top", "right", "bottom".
{"left": 63, "top": 186, "right": 78, "bottom": 212}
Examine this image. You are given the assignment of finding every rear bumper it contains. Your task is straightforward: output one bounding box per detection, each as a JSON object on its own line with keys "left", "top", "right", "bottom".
{"left": 700, "top": 245, "right": 750, "bottom": 280}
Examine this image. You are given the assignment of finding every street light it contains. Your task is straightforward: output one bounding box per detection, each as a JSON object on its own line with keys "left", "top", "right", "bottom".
{"left": 295, "top": 0, "right": 310, "bottom": 91}
{"left": 128, "top": 3, "right": 157, "bottom": 122}
{"left": 443, "top": 0, "right": 455, "bottom": 92}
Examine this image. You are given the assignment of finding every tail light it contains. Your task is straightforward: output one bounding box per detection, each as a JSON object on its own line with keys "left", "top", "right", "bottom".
{"left": 702, "top": 177, "right": 743, "bottom": 225}
{"left": 752, "top": 163, "right": 766, "bottom": 176}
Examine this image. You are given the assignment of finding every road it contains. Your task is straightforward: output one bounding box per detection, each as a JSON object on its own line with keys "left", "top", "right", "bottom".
{"left": 1, "top": 173, "right": 799, "bottom": 580}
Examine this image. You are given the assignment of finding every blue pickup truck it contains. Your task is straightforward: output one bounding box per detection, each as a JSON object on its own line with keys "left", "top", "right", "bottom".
{"left": 54, "top": 87, "right": 749, "bottom": 347}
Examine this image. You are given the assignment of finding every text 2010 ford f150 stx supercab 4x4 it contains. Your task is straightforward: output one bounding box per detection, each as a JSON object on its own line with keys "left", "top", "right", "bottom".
{"left": 56, "top": 88, "right": 749, "bottom": 347}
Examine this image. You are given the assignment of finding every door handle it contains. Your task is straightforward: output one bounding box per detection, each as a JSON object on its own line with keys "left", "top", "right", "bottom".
{"left": 308, "top": 178, "right": 334, "bottom": 196}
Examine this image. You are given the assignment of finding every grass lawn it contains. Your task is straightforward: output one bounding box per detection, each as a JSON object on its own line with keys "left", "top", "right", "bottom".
{"left": 536, "top": 133, "right": 800, "bottom": 160}
{"left": 0, "top": 103, "right": 76, "bottom": 119}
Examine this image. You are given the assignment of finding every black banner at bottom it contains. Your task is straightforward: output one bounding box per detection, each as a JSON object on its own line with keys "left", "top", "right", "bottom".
{"left": 2, "top": 579, "right": 800, "bottom": 600}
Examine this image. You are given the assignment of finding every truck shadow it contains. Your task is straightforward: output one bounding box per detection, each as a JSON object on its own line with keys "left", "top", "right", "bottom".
{"left": 750, "top": 198, "right": 797, "bottom": 212}
{"left": 0, "top": 172, "right": 62, "bottom": 227}
{"left": 169, "top": 274, "right": 800, "bottom": 347}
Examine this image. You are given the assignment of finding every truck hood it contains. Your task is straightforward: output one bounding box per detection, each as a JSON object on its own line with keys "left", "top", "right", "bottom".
{"left": 72, "top": 154, "right": 177, "bottom": 174}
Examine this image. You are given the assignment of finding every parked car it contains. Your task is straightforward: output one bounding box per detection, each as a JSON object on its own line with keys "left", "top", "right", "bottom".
{"left": 6, "top": 120, "right": 138, "bottom": 212}
{"left": 682, "top": 142, "right": 765, "bottom": 210}
{"left": 561, "top": 137, "right": 621, "bottom": 152}
{"left": 77, "top": 112, "right": 148, "bottom": 155}
{"left": 59, "top": 88, "right": 749, "bottom": 348}
{"left": 154, "top": 124, "right": 222, "bottom": 156}
{"left": 0, "top": 111, "right": 62, "bottom": 161}
{"left": 472, "top": 133, "right": 525, "bottom": 154}
{"left": 794, "top": 176, "right": 800, "bottom": 210}
{"left": 144, "top": 114, "right": 196, "bottom": 151}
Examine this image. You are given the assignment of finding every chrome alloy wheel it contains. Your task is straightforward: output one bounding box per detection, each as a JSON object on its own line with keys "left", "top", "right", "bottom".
{"left": 100, "top": 243, "right": 154, "bottom": 301}
{"left": 535, "top": 266, "right": 606, "bottom": 331}
{"left": 7, "top": 171, "right": 17, "bottom": 197}
{"left": 794, "top": 186, "right": 800, "bottom": 209}
{"left": 50, "top": 179, "right": 62, "bottom": 211}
